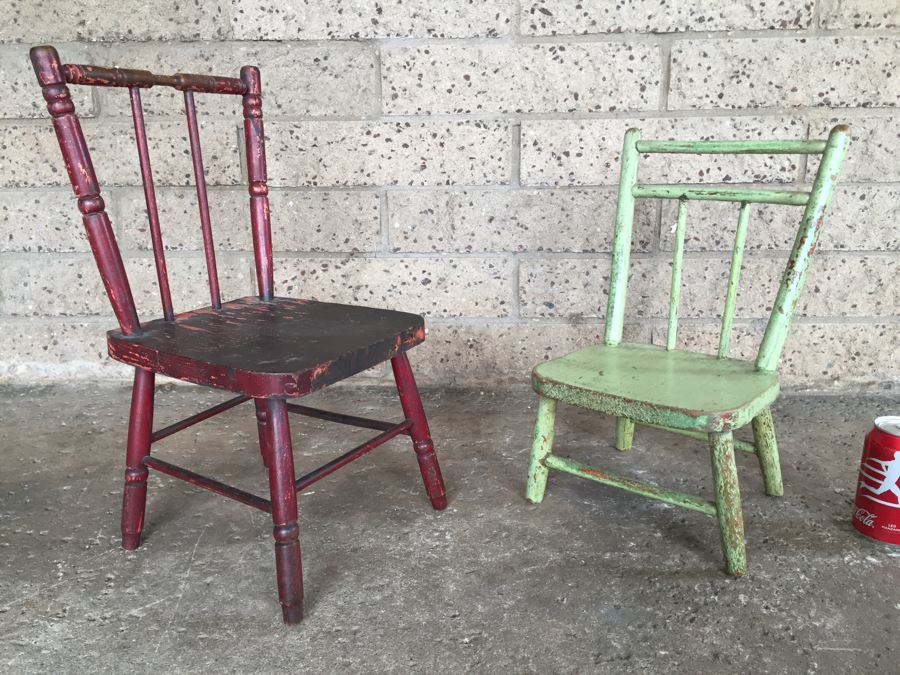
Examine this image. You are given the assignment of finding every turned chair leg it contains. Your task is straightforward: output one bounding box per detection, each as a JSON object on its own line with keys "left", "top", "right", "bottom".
{"left": 709, "top": 431, "right": 746, "bottom": 576}
{"left": 525, "top": 396, "right": 557, "bottom": 504}
{"left": 121, "top": 367, "right": 155, "bottom": 550}
{"left": 752, "top": 407, "right": 783, "bottom": 497}
{"left": 254, "top": 400, "right": 270, "bottom": 468}
{"left": 261, "top": 398, "right": 304, "bottom": 624}
{"left": 615, "top": 416, "right": 635, "bottom": 452}
{"left": 391, "top": 352, "right": 447, "bottom": 510}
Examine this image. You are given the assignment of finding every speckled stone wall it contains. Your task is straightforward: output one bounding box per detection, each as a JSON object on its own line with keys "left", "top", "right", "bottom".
{"left": 0, "top": 1, "right": 898, "bottom": 389}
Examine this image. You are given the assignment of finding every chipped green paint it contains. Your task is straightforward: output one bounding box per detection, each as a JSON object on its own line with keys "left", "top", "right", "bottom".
{"left": 636, "top": 421, "right": 758, "bottom": 455}
{"left": 756, "top": 126, "right": 851, "bottom": 372}
{"left": 604, "top": 128, "right": 640, "bottom": 347}
{"left": 525, "top": 396, "right": 556, "bottom": 504}
{"left": 718, "top": 202, "right": 751, "bottom": 358}
{"left": 544, "top": 454, "right": 717, "bottom": 516}
{"left": 709, "top": 431, "right": 746, "bottom": 576}
{"left": 524, "top": 126, "right": 849, "bottom": 576}
{"left": 635, "top": 138, "right": 828, "bottom": 154}
{"left": 532, "top": 343, "right": 780, "bottom": 433}
{"left": 666, "top": 199, "right": 688, "bottom": 350}
{"left": 632, "top": 184, "right": 810, "bottom": 206}
{"left": 615, "top": 416, "right": 634, "bottom": 452}
{"left": 752, "top": 407, "right": 783, "bottom": 497}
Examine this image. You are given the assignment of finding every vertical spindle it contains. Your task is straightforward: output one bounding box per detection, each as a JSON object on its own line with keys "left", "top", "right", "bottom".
{"left": 666, "top": 198, "right": 688, "bottom": 351}
{"left": 718, "top": 202, "right": 750, "bottom": 358}
{"left": 130, "top": 87, "right": 174, "bottom": 320}
{"left": 183, "top": 90, "right": 221, "bottom": 309}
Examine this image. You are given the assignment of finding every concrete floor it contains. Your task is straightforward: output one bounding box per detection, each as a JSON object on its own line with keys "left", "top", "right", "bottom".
{"left": 0, "top": 383, "right": 897, "bottom": 673}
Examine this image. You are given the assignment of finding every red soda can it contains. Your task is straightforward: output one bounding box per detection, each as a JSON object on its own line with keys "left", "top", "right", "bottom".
{"left": 853, "top": 415, "right": 900, "bottom": 545}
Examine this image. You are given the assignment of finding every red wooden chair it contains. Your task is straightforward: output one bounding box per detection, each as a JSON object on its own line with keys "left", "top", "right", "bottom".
{"left": 30, "top": 45, "right": 447, "bottom": 624}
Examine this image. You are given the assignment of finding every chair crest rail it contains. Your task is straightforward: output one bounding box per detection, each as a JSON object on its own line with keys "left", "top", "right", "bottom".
{"left": 63, "top": 63, "right": 247, "bottom": 94}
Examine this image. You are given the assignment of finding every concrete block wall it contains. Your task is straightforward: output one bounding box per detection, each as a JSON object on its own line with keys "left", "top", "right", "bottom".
{"left": 0, "top": 1, "right": 898, "bottom": 389}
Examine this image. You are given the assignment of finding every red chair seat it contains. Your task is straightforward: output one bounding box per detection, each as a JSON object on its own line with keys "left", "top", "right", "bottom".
{"left": 108, "top": 296, "right": 425, "bottom": 397}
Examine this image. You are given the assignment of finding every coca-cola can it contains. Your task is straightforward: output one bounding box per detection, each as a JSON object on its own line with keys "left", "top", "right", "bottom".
{"left": 853, "top": 415, "right": 900, "bottom": 545}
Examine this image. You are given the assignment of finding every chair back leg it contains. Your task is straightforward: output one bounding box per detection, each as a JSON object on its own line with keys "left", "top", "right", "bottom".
{"left": 526, "top": 396, "right": 558, "bottom": 503}
{"left": 254, "top": 400, "right": 271, "bottom": 468}
{"left": 391, "top": 353, "right": 447, "bottom": 510}
{"left": 615, "top": 417, "right": 635, "bottom": 452}
{"left": 709, "top": 431, "right": 746, "bottom": 576}
{"left": 121, "top": 367, "right": 155, "bottom": 550}
{"left": 261, "top": 398, "right": 304, "bottom": 624}
{"left": 751, "top": 408, "right": 783, "bottom": 497}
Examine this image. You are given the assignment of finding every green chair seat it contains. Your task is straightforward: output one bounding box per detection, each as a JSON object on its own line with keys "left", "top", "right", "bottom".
{"left": 532, "top": 343, "right": 779, "bottom": 433}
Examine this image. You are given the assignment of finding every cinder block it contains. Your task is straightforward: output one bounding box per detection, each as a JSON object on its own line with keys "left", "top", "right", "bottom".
{"left": 0, "top": 120, "right": 241, "bottom": 187}
{"left": 0, "top": 44, "right": 94, "bottom": 118}
{"left": 520, "top": 117, "right": 805, "bottom": 186}
{"left": 0, "top": 255, "right": 254, "bottom": 318}
{"left": 118, "top": 188, "right": 381, "bottom": 254}
{"left": 274, "top": 257, "right": 514, "bottom": 318}
{"left": 519, "top": 254, "right": 897, "bottom": 320}
{"left": 265, "top": 121, "right": 510, "bottom": 187}
{"left": 519, "top": 257, "right": 619, "bottom": 319}
{"left": 116, "top": 188, "right": 253, "bottom": 252}
{"left": 0, "top": 318, "right": 126, "bottom": 382}
{"left": 793, "top": 253, "right": 898, "bottom": 319}
{"left": 0, "top": 124, "right": 81, "bottom": 187}
{"left": 89, "top": 120, "right": 243, "bottom": 187}
{"left": 809, "top": 116, "right": 900, "bottom": 183}
{"left": 0, "top": 189, "right": 91, "bottom": 252}
{"left": 659, "top": 185, "right": 900, "bottom": 252}
{"left": 269, "top": 190, "right": 382, "bottom": 253}
{"left": 820, "top": 0, "right": 900, "bottom": 29}
{"left": 387, "top": 188, "right": 656, "bottom": 253}
{"left": 0, "top": 256, "right": 108, "bottom": 316}
{"left": 412, "top": 321, "right": 652, "bottom": 385}
{"left": 670, "top": 38, "right": 900, "bottom": 110}
{"left": 820, "top": 186, "right": 900, "bottom": 251}
{"left": 230, "top": 0, "right": 514, "bottom": 39}
{"left": 123, "top": 256, "right": 256, "bottom": 317}
{"left": 664, "top": 321, "right": 900, "bottom": 389}
{"left": 521, "top": 0, "right": 813, "bottom": 35}
{"left": 382, "top": 42, "right": 659, "bottom": 114}
{"left": 0, "top": 0, "right": 231, "bottom": 42}
{"left": 94, "top": 42, "right": 379, "bottom": 118}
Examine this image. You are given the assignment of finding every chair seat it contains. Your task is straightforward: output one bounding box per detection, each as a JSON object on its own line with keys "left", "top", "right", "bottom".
{"left": 532, "top": 342, "right": 779, "bottom": 432}
{"left": 108, "top": 296, "right": 425, "bottom": 397}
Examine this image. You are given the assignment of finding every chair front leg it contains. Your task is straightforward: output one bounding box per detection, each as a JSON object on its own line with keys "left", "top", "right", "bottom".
{"left": 391, "top": 352, "right": 447, "bottom": 511}
{"left": 122, "top": 367, "right": 155, "bottom": 550}
{"left": 615, "top": 416, "right": 634, "bottom": 452}
{"left": 709, "top": 431, "right": 746, "bottom": 576}
{"left": 752, "top": 407, "right": 783, "bottom": 497}
{"left": 261, "top": 398, "right": 304, "bottom": 624}
{"left": 526, "top": 396, "right": 557, "bottom": 504}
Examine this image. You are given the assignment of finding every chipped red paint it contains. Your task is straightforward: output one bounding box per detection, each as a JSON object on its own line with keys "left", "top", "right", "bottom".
{"left": 31, "top": 46, "right": 141, "bottom": 335}
{"left": 393, "top": 353, "right": 447, "bottom": 510}
{"left": 241, "top": 65, "right": 274, "bottom": 300}
{"left": 64, "top": 62, "right": 246, "bottom": 94}
{"left": 107, "top": 296, "right": 426, "bottom": 397}
{"left": 31, "top": 46, "right": 447, "bottom": 625}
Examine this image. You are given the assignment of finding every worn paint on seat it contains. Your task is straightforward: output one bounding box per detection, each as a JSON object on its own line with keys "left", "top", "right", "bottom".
{"left": 532, "top": 343, "right": 779, "bottom": 433}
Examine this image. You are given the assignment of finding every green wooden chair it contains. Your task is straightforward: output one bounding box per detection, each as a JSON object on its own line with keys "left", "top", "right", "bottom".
{"left": 525, "top": 125, "right": 850, "bottom": 576}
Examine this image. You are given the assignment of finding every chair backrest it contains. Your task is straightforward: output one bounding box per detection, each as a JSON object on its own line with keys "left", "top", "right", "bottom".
{"left": 30, "top": 45, "right": 274, "bottom": 335}
{"left": 604, "top": 125, "right": 850, "bottom": 372}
